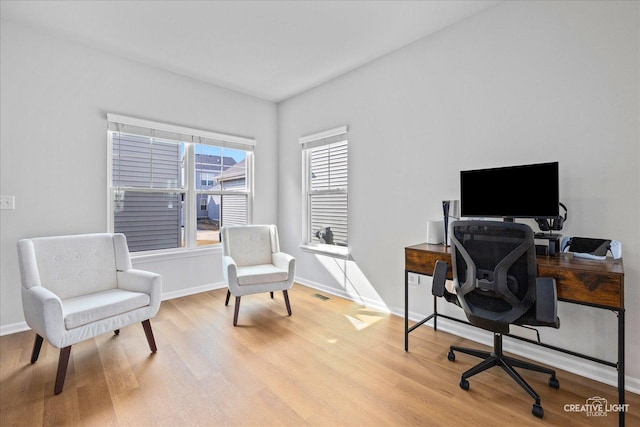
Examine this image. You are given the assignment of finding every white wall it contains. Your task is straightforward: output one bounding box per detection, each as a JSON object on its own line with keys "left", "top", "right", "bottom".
{"left": 278, "top": 1, "right": 639, "bottom": 388}
{"left": 0, "top": 20, "right": 278, "bottom": 330}
{"left": 2, "top": 0, "right": 638, "bottom": 391}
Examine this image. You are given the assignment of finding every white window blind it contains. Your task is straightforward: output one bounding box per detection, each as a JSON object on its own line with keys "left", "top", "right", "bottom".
{"left": 111, "top": 132, "right": 184, "bottom": 251}
{"left": 108, "top": 114, "right": 253, "bottom": 252}
{"left": 300, "top": 126, "right": 349, "bottom": 254}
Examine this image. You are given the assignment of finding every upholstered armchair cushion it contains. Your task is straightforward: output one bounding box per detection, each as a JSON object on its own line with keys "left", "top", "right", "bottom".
{"left": 236, "top": 265, "right": 288, "bottom": 286}
{"left": 63, "top": 289, "right": 150, "bottom": 329}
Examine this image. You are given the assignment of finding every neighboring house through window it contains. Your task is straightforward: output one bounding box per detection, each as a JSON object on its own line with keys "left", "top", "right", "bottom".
{"left": 300, "top": 125, "right": 349, "bottom": 258}
{"left": 200, "top": 172, "right": 216, "bottom": 187}
{"left": 107, "top": 114, "right": 254, "bottom": 252}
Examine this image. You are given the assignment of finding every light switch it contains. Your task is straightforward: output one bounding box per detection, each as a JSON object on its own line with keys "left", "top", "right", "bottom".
{"left": 0, "top": 195, "right": 15, "bottom": 210}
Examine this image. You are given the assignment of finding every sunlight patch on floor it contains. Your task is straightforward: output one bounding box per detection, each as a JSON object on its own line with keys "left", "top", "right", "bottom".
{"left": 314, "top": 254, "right": 389, "bottom": 313}
{"left": 345, "top": 309, "right": 385, "bottom": 331}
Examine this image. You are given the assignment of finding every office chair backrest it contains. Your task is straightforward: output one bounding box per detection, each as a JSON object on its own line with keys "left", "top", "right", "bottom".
{"left": 450, "top": 221, "right": 538, "bottom": 333}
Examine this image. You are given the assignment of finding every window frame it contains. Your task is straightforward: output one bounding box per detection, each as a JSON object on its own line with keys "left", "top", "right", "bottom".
{"left": 107, "top": 114, "right": 254, "bottom": 254}
{"left": 300, "top": 125, "right": 350, "bottom": 259}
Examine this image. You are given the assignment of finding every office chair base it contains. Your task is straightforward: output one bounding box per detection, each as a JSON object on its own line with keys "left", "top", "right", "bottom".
{"left": 449, "top": 333, "right": 559, "bottom": 419}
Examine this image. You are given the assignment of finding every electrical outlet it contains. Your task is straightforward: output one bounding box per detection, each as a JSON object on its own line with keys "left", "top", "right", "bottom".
{"left": 0, "top": 195, "right": 15, "bottom": 210}
{"left": 408, "top": 272, "right": 421, "bottom": 286}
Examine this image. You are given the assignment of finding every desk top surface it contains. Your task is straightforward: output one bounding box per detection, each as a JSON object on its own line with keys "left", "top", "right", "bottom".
{"left": 405, "top": 242, "right": 624, "bottom": 275}
{"left": 405, "top": 243, "right": 624, "bottom": 309}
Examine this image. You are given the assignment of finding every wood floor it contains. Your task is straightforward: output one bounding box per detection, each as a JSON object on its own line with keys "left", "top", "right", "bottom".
{"left": 1, "top": 284, "right": 637, "bottom": 426}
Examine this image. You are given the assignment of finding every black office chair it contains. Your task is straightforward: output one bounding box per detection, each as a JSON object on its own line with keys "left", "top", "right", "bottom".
{"left": 432, "top": 220, "right": 560, "bottom": 418}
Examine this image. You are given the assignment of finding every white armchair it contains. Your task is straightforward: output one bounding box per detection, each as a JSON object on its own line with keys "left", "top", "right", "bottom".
{"left": 221, "top": 225, "right": 295, "bottom": 326}
{"left": 17, "top": 233, "right": 162, "bottom": 394}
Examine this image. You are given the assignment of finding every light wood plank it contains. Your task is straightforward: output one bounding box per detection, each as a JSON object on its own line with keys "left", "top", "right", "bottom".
{"left": 1, "top": 284, "right": 638, "bottom": 426}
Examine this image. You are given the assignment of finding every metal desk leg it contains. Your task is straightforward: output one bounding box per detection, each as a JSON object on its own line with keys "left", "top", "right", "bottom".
{"left": 619, "top": 308, "right": 625, "bottom": 427}
{"left": 405, "top": 270, "right": 409, "bottom": 352}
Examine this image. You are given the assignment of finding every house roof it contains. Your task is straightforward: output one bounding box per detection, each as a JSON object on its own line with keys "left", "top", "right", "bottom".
{"left": 217, "top": 159, "right": 247, "bottom": 182}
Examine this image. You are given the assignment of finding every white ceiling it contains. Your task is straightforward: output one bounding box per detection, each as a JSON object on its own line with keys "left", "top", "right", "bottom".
{"left": 1, "top": 0, "right": 501, "bottom": 102}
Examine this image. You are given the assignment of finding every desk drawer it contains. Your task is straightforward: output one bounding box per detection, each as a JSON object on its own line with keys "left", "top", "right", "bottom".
{"left": 537, "top": 265, "right": 623, "bottom": 309}
{"left": 405, "top": 247, "right": 453, "bottom": 278}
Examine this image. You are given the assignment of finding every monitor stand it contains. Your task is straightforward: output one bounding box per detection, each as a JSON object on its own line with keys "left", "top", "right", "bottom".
{"left": 535, "top": 233, "right": 562, "bottom": 256}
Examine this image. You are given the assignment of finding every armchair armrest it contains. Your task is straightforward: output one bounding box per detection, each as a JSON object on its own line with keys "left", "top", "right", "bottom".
{"left": 535, "top": 277, "right": 559, "bottom": 328}
{"left": 272, "top": 252, "right": 295, "bottom": 279}
{"left": 118, "top": 269, "right": 162, "bottom": 311}
{"left": 222, "top": 255, "right": 238, "bottom": 287}
{"left": 21, "top": 285, "right": 65, "bottom": 347}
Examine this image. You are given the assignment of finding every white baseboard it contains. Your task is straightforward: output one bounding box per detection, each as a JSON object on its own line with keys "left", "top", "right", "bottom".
{"left": 294, "top": 276, "right": 391, "bottom": 314}
{"left": 160, "top": 281, "right": 226, "bottom": 301}
{"left": 0, "top": 321, "right": 30, "bottom": 336}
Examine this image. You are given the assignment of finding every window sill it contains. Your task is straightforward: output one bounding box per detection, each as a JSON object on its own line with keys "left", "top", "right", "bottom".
{"left": 300, "top": 244, "right": 351, "bottom": 260}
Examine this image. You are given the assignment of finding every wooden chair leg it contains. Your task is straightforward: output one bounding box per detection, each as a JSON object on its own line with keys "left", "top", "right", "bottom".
{"left": 225, "top": 289, "right": 231, "bottom": 306}
{"left": 283, "top": 290, "right": 292, "bottom": 316}
{"left": 54, "top": 346, "right": 71, "bottom": 395}
{"left": 233, "top": 296, "right": 241, "bottom": 326}
{"left": 142, "top": 319, "right": 157, "bottom": 353}
{"left": 31, "top": 334, "right": 44, "bottom": 363}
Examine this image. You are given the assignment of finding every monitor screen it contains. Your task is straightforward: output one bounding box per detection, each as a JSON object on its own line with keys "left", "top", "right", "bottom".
{"left": 460, "top": 162, "right": 559, "bottom": 220}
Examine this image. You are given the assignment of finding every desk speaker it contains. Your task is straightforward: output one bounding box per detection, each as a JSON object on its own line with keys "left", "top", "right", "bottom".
{"left": 427, "top": 220, "right": 444, "bottom": 244}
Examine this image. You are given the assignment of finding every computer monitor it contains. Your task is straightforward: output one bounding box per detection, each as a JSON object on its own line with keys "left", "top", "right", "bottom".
{"left": 460, "top": 162, "right": 559, "bottom": 221}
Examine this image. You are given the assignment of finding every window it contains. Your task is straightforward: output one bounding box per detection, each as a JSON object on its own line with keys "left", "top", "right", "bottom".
{"left": 300, "top": 126, "right": 349, "bottom": 258}
{"left": 108, "top": 114, "right": 254, "bottom": 252}
{"left": 200, "top": 173, "right": 216, "bottom": 187}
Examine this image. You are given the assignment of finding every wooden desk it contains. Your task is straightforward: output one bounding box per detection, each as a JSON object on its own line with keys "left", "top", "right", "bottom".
{"left": 404, "top": 243, "right": 626, "bottom": 425}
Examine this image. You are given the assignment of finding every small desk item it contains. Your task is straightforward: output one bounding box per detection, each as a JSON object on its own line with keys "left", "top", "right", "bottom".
{"left": 404, "top": 243, "right": 626, "bottom": 426}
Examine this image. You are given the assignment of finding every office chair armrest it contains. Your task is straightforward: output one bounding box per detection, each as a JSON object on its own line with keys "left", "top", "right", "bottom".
{"left": 432, "top": 260, "right": 460, "bottom": 306}
{"left": 431, "top": 261, "right": 448, "bottom": 297}
{"left": 535, "top": 277, "right": 559, "bottom": 327}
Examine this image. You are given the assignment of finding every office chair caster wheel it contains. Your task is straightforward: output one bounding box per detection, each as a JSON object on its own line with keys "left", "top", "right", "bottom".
{"left": 459, "top": 378, "right": 469, "bottom": 391}
{"left": 448, "top": 350, "right": 455, "bottom": 361}
{"left": 549, "top": 377, "right": 560, "bottom": 389}
{"left": 532, "top": 403, "right": 544, "bottom": 418}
